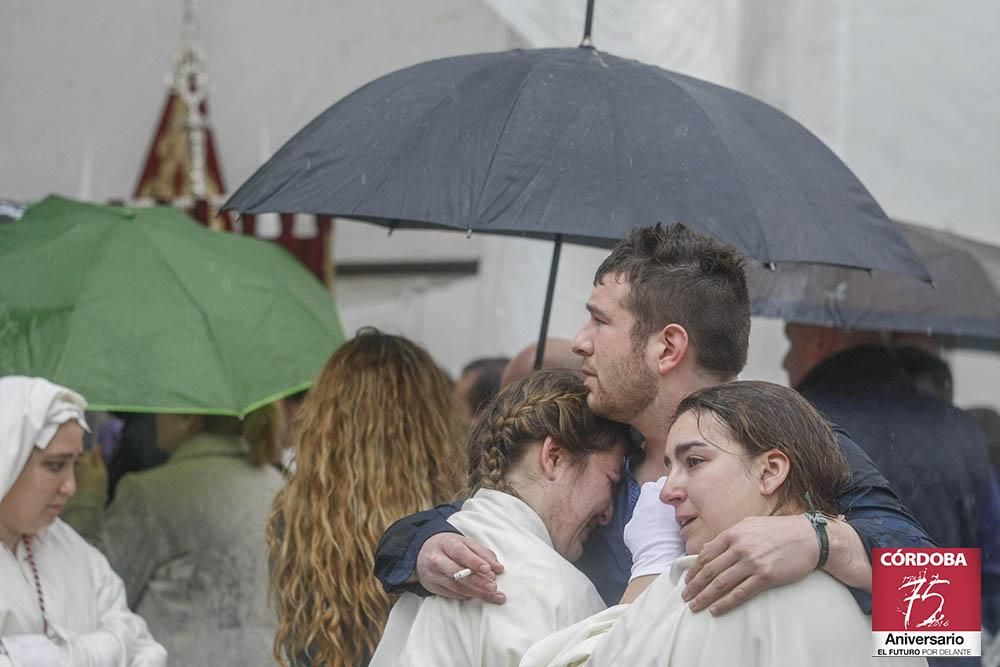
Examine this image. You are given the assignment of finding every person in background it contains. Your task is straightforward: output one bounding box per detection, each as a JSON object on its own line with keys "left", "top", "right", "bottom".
{"left": 275, "top": 390, "right": 307, "bottom": 475}
{"left": 371, "top": 370, "right": 630, "bottom": 667}
{"left": 105, "top": 413, "right": 167, "bottom": 502}
{"left": 969, "top": 407, "right": 1000, "bottom": 476}
{"left": 784, "top": 323, "right": 1000, "bottom": 664}
{"left": 455, "top": 356, "right": 510, "bottom": 421}
{"left": 68, "top": 402, "right": 287, "bottom": 667}
{"left": 0, "top": 376, "right": 166, "bottom": 667}
{"left": 500, "top": 338, "right": 582, "bottom": 388}
{"left": 267, "top": 329, "right": 467, "bottom": 667}
{"left": 893, "top": 343, "right": 954, "bottom": 403}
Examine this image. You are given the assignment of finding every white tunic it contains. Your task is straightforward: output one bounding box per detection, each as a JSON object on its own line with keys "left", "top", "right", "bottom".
{"left": 370, "top": 489, "right": 606, "bottom": 667}
{"left": 520, "top": 555, "right": 927, "bottom": 667}
{"left": 0, "top": 519, "right": 166, "bottom": 667}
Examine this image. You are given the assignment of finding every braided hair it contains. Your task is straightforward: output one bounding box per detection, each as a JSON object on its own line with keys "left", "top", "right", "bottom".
{"left": 467, "top": 369, "right": 631, "bottom": 494}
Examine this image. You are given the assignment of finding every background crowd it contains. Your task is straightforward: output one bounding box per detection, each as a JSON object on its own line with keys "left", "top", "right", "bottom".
{"left": 3, "top": 224, "right": 998, "bottom": 667}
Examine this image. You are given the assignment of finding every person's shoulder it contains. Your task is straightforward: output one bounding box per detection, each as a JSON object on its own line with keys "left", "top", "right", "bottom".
{"left": 740, "top": 570, "right": 870, "bottom": 636}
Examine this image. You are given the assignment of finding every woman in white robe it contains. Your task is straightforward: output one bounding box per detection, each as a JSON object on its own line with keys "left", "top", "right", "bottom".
{"left": 520, "top": 381, "right": 926, "bottom": 667}
{"left": 0, "top": 376, "right": 166, "bottom": 667}
{"left": 369, "top": 370, "right": 633, "bottom": 667}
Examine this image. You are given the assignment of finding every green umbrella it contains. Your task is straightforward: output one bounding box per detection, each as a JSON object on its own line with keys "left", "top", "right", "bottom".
{"left": 0, "top": 195, "right": 346, "bottom": 416}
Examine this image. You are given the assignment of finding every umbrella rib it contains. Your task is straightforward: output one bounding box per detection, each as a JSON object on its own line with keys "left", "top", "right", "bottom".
{"left": 470, "top": 55, "right": 555, "bottom": 225}
{"left": 141, "top": 225, "right": 240, "bottom": 412}
{"left": 655, "top": 72, "right": 773, "bottom": 263}
{"left": 361, "top": 64, "right": 509, "bottom": 228}
{"left": 47, "top": 218, "right": 124, "bottom": 382}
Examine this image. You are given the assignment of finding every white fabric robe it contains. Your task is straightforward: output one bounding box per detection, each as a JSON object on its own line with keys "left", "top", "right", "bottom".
{"left": 370, "top": 489, "right": 606, "bottom": 667}
{"left": 65, "top": 433, "right": 283, "bottom": 667}
{"left": 520, "top": 555, "right": 927, "bottom": 667}
{"left": 0, "top": 519, "right": 166, "bottom": 667}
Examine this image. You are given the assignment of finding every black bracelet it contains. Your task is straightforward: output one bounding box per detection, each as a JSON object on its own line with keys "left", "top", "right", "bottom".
{"left": 804, "top": 510, "right": 830, "bottom": 569}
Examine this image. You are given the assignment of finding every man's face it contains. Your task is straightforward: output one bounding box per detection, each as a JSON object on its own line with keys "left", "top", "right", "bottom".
{"left": 572, "top": 275, "right": 657, "bottom": 423}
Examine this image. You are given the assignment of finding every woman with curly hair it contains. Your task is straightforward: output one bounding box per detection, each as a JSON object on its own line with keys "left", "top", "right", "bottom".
{"left": 369, "top": 369, "right": 631, "bottom": 667}
{"left": 266, "top": 329, "right": 467, "bottom": 667}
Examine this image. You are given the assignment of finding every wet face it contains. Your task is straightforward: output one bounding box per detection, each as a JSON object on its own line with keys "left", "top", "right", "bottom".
{"left": 660, "top": 411, "right": 771, "bottom": 555}
{"left": 546, "top": 444, "right": 624, "bottom": 562}
{"left": 0, "top": 421, "right": 84, "bottom": 544}
{"left": 572, "top": 276, "right": 658, "bottom": 423}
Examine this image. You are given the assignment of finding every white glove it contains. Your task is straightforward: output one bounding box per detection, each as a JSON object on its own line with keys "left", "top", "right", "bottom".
{"left": 0, "top": 635, "right": 61, "bottom": 667}
{"left": 623, "top": 476, "right": 685, "bottom": 581}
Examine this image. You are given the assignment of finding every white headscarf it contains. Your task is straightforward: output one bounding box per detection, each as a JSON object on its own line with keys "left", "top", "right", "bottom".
{"left": 0, "top": 376, "right": 89, "bottom": 499}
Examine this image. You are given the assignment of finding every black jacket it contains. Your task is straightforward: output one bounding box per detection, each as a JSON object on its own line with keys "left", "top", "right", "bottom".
{"left": 798, "top": 345, "right": 993, "bottom": 551}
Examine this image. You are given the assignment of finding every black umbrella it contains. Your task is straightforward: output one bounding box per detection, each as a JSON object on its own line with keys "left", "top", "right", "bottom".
{"left": 750, "top": 221, "right": 1000, "bottom": 350}
{"left": 225, "top": 13, "right": 928, "bottom": 365}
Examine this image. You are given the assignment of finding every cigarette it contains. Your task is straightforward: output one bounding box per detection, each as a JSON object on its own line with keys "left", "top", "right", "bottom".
{"left": 452, "top": 568, "right": 473, "bottom": 582}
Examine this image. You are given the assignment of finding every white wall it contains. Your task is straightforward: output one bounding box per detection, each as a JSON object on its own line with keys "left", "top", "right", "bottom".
{"left": 0, "top": 0, "right": 517, "bottom": 201}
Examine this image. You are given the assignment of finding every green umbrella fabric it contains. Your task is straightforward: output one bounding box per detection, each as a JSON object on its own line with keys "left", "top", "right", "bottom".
{"left": 0, "top": 196, "right": 346, "bottom": 417}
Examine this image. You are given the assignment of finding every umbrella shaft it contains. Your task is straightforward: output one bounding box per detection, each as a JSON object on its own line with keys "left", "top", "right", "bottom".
{"left": 535, "top": 235, "right": 564, "bottom": 370}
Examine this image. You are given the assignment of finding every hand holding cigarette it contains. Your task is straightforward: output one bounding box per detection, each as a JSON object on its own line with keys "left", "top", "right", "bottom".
{"left": 416, "top": 533, "right": 507, "bottom": 604}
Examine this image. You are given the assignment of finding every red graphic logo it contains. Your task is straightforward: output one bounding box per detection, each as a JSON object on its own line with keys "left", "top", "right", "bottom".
{"left": 873, "top": 548, "right": 980, "bottom": 632}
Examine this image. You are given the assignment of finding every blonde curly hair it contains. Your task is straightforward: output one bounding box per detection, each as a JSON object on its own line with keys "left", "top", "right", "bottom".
{"left": 266, "top": 329, "right": 466, "bottom": 667}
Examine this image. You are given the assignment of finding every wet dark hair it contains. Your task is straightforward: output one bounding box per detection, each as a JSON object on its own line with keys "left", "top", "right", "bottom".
{"left": 674, "top": 380, "right": 849, "bottom": 515}
{"left": 595, "top": 223, "right": 750, "bottom": 377}
{"left": 894, "top": 345, "right": 953, "bottom": 403}
{"left": 461, "top": 357, "right": 510, "bottom": 417}
{"left": 467, "top": 369, "right": 632, "bottom": 494}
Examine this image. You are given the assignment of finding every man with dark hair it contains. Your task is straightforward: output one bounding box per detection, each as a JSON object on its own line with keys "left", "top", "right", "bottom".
{"left": 785, "top": 323, "right": 1000, "bottom": 654}
{"left": 375, "top": 224, "right": 932, "bottom": 617}
{"left": 454, "top": 357, "right": 510, "bottom": 421}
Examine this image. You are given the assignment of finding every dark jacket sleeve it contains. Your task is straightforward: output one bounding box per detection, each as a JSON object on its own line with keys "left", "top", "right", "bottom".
{"left": 373, "top": 501, "right": 464, "bottom": 595}
{"left": 833, "top": 427, "right": 937, "bottom": 614}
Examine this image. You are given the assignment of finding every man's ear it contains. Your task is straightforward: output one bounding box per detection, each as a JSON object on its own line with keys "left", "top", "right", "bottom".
{"left": 539, "top": 435, "right": 568, "bottom": 481}
{"left": 655, "top": 323, "right": 690, "bottom": 375}
{"left": 757, "top": 449, "right": 791, "bottom": 497}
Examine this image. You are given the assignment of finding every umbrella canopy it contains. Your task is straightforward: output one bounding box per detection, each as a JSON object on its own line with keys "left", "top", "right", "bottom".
{"left": 0, "top": 196, "right": 347, "bottom": 416}
{"left": 225, "top": 46, "right": 927, "bottom": 280}
{"left": 749, "top": 222, "right": 1000, "bottom": 350}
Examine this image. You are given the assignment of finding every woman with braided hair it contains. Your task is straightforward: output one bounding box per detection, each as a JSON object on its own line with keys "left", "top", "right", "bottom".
{"left": 370, "top": 369, "right": 630, "bottom": 667}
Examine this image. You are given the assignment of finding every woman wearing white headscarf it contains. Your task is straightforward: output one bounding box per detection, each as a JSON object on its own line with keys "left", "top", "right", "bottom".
{"left": 0, "top": 376, "right": 166, "bottom": 667}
